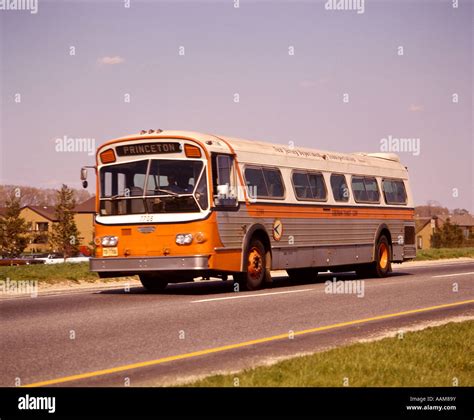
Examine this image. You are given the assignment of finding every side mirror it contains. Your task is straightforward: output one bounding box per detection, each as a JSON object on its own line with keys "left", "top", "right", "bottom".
{"left": 80, "top": 167, "right": 88, "bottom": 181}
{"left": 82, "top": 180, "right": 88, "bottom": 188}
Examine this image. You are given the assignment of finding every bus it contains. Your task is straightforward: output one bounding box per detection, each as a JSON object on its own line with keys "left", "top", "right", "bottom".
{"left": 81, "top": 129, "right": 416, "bottom": 292}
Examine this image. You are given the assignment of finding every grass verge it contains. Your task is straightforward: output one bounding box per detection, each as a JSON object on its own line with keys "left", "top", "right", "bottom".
{"left": 0, "top": 262, "right": 117, "bottom": 284}
{"left": 413, "top": 247, "right": 474, "bottom": 261}
{"left": 186, "top": 320, "right": 474, "bottom": 387}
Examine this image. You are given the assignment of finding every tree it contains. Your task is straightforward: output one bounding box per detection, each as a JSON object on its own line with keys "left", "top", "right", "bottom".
{"left": 49, "top": 185, "right": 81, "bottom": 259}
{"left": 452, "top": 208, "right": 469, "bottom": 216}
{"left": 0, "top": 195, "right": 29, "bottom": 258}
{"left": 415, "top": 203, "right": 449, "bottom": 218}
{"left": 431, "top": 218, "right": 464, "bottom": 248}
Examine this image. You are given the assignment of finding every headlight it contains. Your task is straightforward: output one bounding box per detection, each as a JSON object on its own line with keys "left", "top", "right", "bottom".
{"left": 101, "top": 236, "right": 118, "bottom": 247}
{"left": 176, "top": 233, "right": 193, "bottom": 245}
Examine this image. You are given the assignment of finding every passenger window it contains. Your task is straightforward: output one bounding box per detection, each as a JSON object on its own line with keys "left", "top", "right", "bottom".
{"left": 308, "top": 173, "right": 327, "bottom": 200}
{"left": 244, "top": 167, "right": 284, "bottom": 199}
{"left": 293, "top": 172, "right": 311, "bottom": 199}
{"left": 351, "top": 177, "right": 368, "bottom": 202}
{"left": 364, "top": 178, "right": 380, "bottom": 202}
{"left": 382, "top": 179, "right": 407, "bottom": 205}
{"left": 245, "top": 167, "right": 268, "bottom": 198}
{"left": 263, "top": 169, "right": 285, "bottom": 198}
{"left": 352, "top": 176, "right": 380, "bottom": 203}
{"left": 292, "top": 172, "right": 327, "bottom": 201}
{"left": 330, "top": 174, "right": 349, "bottom": 202}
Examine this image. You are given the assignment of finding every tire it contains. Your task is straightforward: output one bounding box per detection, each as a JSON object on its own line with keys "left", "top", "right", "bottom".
{"left": 357, "top": 235, "right": 391, "bottom": 278}
{"left": 139, "top": 274, "right": 168, "bottom": 293}
{"left": 234, "top": 239, "right": 271, "bottom": 291}
{"left": 286, "top": 268, "right": 318, "bottom": 282}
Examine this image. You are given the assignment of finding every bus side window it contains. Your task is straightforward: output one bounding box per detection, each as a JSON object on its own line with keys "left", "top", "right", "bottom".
{"left": 263, "top": 169, "right": 285, "bottom": 198}
{"left": 382, "top": 179, "right": 407, "bottom": 205}
{"left": 245, "top": 167, "right": 268, "bottom": 198}
{"left": 330, "top": 174, "right": 349, "bottom": 202}
{"left": 352, "top": 176, "right": 368, "bottom": 202}
{"left": 364, "top": 177, "right": 380, "bottom": 203}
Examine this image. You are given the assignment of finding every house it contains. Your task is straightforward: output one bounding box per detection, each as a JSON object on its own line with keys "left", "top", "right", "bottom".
{"left": 19, "top": 197, "right": 96, "bottom": 253}
{"left": 436, "top": 214, "right": 474, "bottom": 240}
{"left": 415, "top": 213, "right": 474, "bottom": 249}
{"left": 21, "top": 206, "right": 58, "bottom": 252}
{"left": 415, "top": 217, "right": 435, "bottom": 250}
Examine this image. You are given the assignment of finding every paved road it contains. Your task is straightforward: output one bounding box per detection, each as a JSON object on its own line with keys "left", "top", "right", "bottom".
{"left": 1, "top": 261, "right": 473, "bottom": 387}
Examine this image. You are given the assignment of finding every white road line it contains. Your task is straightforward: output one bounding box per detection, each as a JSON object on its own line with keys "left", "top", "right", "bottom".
{"left": 432, "top": 272, "right": 474, "bottom": 278}
{"left": 191, "top": 288, "right": 315, "bottom": 303}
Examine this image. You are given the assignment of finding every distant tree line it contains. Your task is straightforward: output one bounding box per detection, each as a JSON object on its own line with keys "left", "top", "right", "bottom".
{"left": 0, "top": 185, "right": 91, "bottom": 207}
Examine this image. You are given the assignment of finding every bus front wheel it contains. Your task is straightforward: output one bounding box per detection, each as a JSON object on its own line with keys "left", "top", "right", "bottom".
{"left": 139, "top": 274, "right": 168, "bottom": 293}
{"left": 234, "top": 239, "right": 271, "bottom": 291}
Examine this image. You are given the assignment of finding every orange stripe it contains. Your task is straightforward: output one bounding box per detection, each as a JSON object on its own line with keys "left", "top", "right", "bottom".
{"left": 247, "top": 204, "right": 414, "bottom": 220}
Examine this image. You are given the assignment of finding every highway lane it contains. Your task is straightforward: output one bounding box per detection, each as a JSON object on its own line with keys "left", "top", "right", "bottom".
{"left": 1, "top": 261, "right": 473, "bottom": 387}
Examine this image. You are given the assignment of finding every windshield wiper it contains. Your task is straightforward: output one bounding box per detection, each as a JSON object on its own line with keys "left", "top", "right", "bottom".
{"left": 153, "top": 188, "right": 180, "bottom": 197}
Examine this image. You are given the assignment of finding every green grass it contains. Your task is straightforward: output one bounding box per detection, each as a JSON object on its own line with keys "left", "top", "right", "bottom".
{"left": 414, "top": 247, "right": 474, "bottom": 261}
{"left": 0, "top": 262, "right": 101, "bottom": 284}
{"left": 186, "top": 321, "right": 474, "bottom": 387}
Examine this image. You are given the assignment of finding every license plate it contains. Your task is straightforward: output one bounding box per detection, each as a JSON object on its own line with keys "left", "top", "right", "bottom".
{"left": 103, "top": 247, "right": 118, "bottom": 257}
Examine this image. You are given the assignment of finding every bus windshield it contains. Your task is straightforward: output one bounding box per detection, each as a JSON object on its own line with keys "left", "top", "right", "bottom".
{"left": 99, "top": 159, "right": 208, "bottom": 215}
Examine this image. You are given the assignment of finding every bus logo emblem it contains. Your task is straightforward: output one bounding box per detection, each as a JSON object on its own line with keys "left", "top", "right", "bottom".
{"left": 273, "top": 219, "right": 283, "bottom": 241}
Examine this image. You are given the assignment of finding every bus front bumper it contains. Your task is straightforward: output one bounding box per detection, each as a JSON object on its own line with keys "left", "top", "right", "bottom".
{"left": 90, "top": 255, "right": 210, "bottom": 272}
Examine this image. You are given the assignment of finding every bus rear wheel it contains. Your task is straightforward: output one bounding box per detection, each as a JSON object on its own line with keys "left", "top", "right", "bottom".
{"left": 139, "top": 274, "right": 168, "bottom": 293}
{"left": 287, "top": 268, "right": 318, "bottom": 282}
{"left": 357, "top": 235, "right": 391, "bottom": 278}
{"left": 235, "top": 239, "right": 271, "bottom": 291}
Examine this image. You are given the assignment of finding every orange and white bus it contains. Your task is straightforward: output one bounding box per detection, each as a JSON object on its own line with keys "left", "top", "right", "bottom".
{"left": 81, "top": 130, "right": 416, "bottom": 292}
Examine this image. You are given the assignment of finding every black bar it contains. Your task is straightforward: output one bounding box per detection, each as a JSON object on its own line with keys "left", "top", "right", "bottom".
{"left": 0, "top": 387, "right": 472, "bottom": 418}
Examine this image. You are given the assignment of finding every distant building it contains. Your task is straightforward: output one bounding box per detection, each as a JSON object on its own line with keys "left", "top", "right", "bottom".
{"left": 21, "top": 205, "right": 58, "bottom": 252}
{"left": 415, "top": 213, "right": 474, "bottom": 249}
{"left": 18, "top": 198, "right": 96, "bottom": 254}
{"left": 415, "top": 217, "right": 434, "bottom": 250}
{"left": 436, "top": 214, "right": 474, "bottom": 241}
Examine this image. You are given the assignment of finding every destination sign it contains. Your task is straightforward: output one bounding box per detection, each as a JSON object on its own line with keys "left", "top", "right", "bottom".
{"left": 116, "top": 142, "right": 181, "bottom": 156}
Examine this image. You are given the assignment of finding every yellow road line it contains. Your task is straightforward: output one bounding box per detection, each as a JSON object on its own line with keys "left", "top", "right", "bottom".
{"left": 23, "top": 299, "right": 474, "bottom": 387}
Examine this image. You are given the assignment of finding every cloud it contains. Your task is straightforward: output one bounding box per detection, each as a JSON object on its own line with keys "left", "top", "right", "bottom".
{"left": 98, "top": 56, "right": 125, "bottom": 65}
{"left": 409, "top": 104, "right": 424, "bottom": 112}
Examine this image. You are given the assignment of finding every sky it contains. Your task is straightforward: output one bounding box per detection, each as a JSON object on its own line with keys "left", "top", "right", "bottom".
{"left": 0, "top": 0, "right": 472, "bottom": 211}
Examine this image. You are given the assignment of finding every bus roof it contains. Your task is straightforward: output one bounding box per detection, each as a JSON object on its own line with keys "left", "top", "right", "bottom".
{"left": 100, "top": 130, "right": 407, "bottom": 176}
